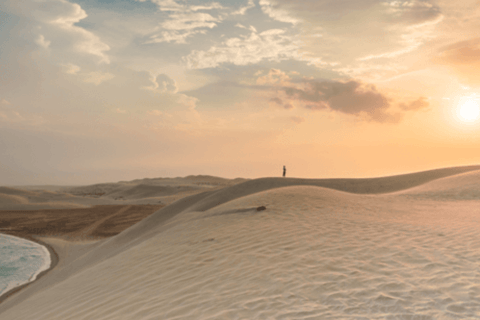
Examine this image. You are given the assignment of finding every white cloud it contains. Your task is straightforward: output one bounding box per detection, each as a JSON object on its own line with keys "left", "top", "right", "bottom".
{"left": 190, "top": 3, "right": 224, "bottom": 11}
{"left": 162, "top": 12, "right": 220, "bottom": 31}
{"left": 235, "top": 23, "right": 247, "bottom": 29}
{"left": 144, "top": 0, "right": 224, "bottom": 43}
{"left": 259, "top": 0, "right": 299, "bottom": 24}
{"left": 61, "top": 63, "right": 81, "bottom": 75}
{"left": 83, "top": 72, "right": 114, "bottom": 85}
{"left": 177, "top": 94, "right": 198, "bottom": 111}
{"left": 35, "top": 34, "right": 51, "bottom": 49}
{"left": 150, "top": 0, "right": 184, "bottom": 12}
{"left": 185, "top": 28, "right": 305, "bottom": 69}
{"left": 143, "top": 74, "right": 178, "bottom": 93}
{"left": 233, "top": 0, "right": 256, "bottom": 15}
{"left": 254, "top": 0, "right": 443, "bottom": 78}
{"left": 148, "top": 0, "right": 223, "bottom": 12}
{"left": 146, "top": 29, "right": 207, "bottom": 44}
{"left": 27, "top": 0, "right": 111, "bottom": 63}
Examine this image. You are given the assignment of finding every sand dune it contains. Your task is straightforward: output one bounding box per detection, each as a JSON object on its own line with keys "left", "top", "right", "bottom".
{"left": 0, "top": 193, "right": 29, "bottom": 205}
{"left": 0, "top": 187, "right": 89, "bottom": 210}
{"left": 105, "top": 184, "right": 199, "bottom": 200}
{"left": 1, "top": 176, "right": 246, "bottom": 210}
{"left": 2, "top": 166, "right": 480, "bottom": 319}
{"left": 393, "top": 169, "right": 480, "bottom": 201}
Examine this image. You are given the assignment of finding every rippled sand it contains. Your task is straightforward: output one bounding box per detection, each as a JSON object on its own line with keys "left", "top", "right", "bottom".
{"left": 2, "top": 168, "right": 480, "bottom": 319}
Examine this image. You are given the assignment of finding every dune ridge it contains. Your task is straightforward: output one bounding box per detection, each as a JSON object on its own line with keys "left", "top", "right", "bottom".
{"left": 2, "top": 165, "right": 480, "bottom": 319}
{"left": 1, "top": 175, "right": 248, "bottom": 211}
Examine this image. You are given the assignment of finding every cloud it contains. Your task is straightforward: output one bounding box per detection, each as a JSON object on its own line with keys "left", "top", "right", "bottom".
{"left": 270, "top": 97, "right": 283, "bottom": 105}
{"left": 0, "top": 110, "right": 23, "bottom": 123}
{"left": 233, "top": 0, "right": 256, "bottom": 15}
{"left": 83, "top": 72, "right": 115, "bottom": 85}
{"left": 177, "top": 94, "right": 198, "bottom": 111}
{"left": 259, "top": 0, "right": 299, "bottom": 24}
{"left": 0, "top": 102, "right": 44, "bottom": 126}
{"left": 147, "top": 110, "right": 163, "bottom": 116}
{"left": 270, "top": 97, "right": 294, "bottom": 109}
{"left": 61, "top": 63, "right": 81, "bottom": 75}
{"left": 436, "top": 37, "right": 480, "bottom": 85}
{"left": 185, "top": 28, "right": 305, "bottom": 69}
{"left": 235, "top": 23, "right": 248, "bottom": 29}
{"left": 35, "top": 34, "right": 51, "bottom": 49}
{"left": 0, "top": 100, "right": 16, "bottom": 122}
{"left": 263, "top": 0, "right": 442, "bottom": 26}
{"left": 144, "top": 74, "right": 178, "bottom": 93}
{"left": 257, "top": 0, "right": 443, "bottom": 72}
{"left": 290, "top": 116, "right": 305, "bottom": 124}
{"left": 438, "top": 37, "right": 480, "bottom": 64}
{"left": 116, "top": 108, "right": 127, "bottom": 114}
{"left": 5, "top": 0, "right": 111, "bottom": 64}
{"left": 280, "top": 80, "right": 402, "bottom": 123}
{"left": 144, "top": 0, "right": 224, "bottom": 44}
{"left": 150, "top": 0, "right": 221, "bottom": 12}
{"left": 28, "top": 0, "right": 111, "bottom": 63}
{"left": 256, "top": 68, "right": 291, "bottom": 85}
{"left": 382, "top": 0, "right": 442, "bottom": 25}
{"left": 146, "top": 29, "right": 208, "bottom": 44}
{"left": 359, "top": 12, "right": 444, "bottom": 61}
{"left": 190, "top": 3, "right": 224, "bottom": 11}
{"left": 161, "top": 12, "right": 220, "bottom": 30}
{"left": 399, "top": 97, "right": 430, "bottom": 111}
{"left": 145, "top": 0, "right": 183, "bottom": 12}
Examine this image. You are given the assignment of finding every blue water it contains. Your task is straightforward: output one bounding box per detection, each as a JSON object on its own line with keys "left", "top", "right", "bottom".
{"left": 0, "top": 234, "right": 51, "bottom": 297}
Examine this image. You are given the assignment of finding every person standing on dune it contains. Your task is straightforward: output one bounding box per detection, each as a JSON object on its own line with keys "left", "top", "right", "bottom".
{"left": 283, "top": 165, "right": 286, "bottom": 177}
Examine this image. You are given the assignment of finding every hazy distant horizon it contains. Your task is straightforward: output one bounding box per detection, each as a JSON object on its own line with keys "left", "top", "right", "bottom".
{"left": 5, "top": 164, "right": 480, "bottom": 187}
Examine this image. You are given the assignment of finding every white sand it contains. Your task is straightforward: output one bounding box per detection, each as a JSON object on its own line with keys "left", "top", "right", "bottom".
{"left": 2, "top": 167, "right": 480, "bottom": 319}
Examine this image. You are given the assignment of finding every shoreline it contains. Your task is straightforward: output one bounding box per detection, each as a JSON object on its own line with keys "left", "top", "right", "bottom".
{"left": 0, "top": 233, "right": 59, "bottom": 304}
{"left": 0, "top": 204, "right": 164, "bottom": 309}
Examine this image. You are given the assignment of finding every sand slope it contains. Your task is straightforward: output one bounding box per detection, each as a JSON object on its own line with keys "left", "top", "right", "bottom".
{"left": 2, "top": 166, "right": 480, "bottom": 319}
{"left": 393, "top": 169, "right": 480, "bottom": 201}
{"left": 1, "top": 176, "right": 247, "bottom": 210}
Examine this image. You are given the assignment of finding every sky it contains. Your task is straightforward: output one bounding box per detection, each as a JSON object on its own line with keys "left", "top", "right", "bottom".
{"left": 1, "top": 0, "right": 480, "bottom": 185}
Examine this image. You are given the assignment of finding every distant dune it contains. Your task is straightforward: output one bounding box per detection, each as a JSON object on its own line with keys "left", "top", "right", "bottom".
{"left": 2, "top": 166, "right": 480, "bottom": 319}
{"left": 1, "top": 175, "right": 249, "bottom": 210}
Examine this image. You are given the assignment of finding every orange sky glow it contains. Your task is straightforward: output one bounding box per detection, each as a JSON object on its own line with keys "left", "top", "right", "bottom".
{"left": 1, "top": 0, "right": 480, "bottom": 185}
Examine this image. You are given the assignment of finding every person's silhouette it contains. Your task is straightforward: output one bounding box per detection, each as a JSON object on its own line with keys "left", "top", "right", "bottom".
{"left": 283, "top": 165, "right": 286, "bottom": 177}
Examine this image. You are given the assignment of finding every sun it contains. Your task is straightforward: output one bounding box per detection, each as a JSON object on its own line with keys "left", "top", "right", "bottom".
{"left": 457, "top": 99, "right": 480, "bottom": 122}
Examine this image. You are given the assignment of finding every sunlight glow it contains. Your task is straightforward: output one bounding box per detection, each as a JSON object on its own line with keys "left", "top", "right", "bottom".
{"left": 458, "top": 99, "right": 480, "bottom": 122}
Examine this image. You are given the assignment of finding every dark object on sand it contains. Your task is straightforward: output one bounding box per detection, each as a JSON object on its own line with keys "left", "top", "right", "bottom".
{"left": 256, "top": 206, "right": 267, "bottom": 211}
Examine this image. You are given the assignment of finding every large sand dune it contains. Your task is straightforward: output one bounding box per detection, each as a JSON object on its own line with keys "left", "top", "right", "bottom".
{"left": 2, "top": 166, "right": 480, "bottom": 319}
